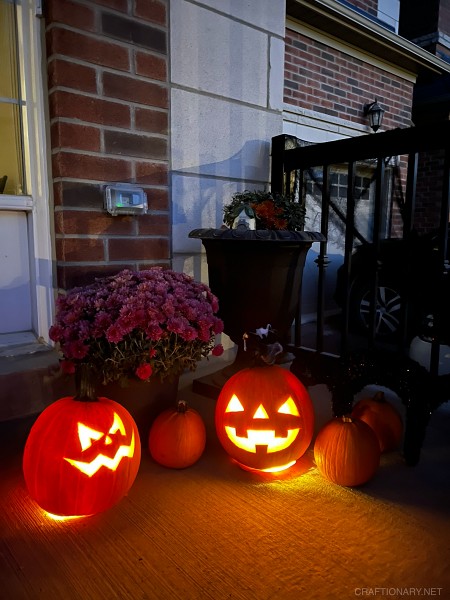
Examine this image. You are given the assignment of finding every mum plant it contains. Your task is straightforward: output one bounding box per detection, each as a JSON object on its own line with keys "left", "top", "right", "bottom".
{"left": 222, "top": 190, "right": 305, "bottom": 231}
{"left": 49, "top": 268, "right": 224, "bottom": 385}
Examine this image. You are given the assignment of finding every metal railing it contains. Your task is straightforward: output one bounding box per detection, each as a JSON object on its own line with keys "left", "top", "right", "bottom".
{"left": 271, "top": 121, "right": 450, "bottom": 377}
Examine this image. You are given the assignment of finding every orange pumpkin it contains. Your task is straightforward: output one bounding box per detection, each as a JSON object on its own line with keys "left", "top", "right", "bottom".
{"left": 314, "top": 416, "right": 380, "bottom": 486}
{"left": 351, "top": 391, "right": 403, "bottom": 452}
{"left": 149, "top": 400, "right": 206, "bottom": 468}
{"left": 215, "top": 365, "right": 314, "bottom": 473}
{"left": 23, "top": 395, "right": 141, "bottom": 517}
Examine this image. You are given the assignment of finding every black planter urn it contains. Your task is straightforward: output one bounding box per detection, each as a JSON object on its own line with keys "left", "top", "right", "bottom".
{"left": 189, "top": 228, "right": 325, "bottom": 370}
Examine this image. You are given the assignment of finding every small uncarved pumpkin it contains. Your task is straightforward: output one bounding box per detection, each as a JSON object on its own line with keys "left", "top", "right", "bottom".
{"left": 314, "top": 416, "right": 380, "bottom": 487}
{"left": 351, "top": 391, "right": 403, "bottom": 453}
{"left": 149, "top": 401, "right": 206, "bottom": 468}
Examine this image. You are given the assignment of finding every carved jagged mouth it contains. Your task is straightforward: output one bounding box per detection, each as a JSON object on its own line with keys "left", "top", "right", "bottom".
{"left": 224, "top": 426, "right": 300, "bottom": 453}
{"left": 64, "top": 432, "right": 135, "bottom": 476}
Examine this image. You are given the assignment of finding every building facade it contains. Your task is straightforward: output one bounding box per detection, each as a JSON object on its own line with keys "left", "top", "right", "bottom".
{"left": 1, "top": 0, "right": 450, "bottom": 419}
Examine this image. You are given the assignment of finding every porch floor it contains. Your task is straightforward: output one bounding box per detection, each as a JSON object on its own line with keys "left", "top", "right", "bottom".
{"left": 1, "top": 353, "right": 449, "bottom": 599}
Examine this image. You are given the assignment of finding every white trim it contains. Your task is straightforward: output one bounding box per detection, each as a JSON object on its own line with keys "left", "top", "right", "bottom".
{"left": 0, "top": 195, "right": 34, "bottom": 210}
{"left": 286, "top": 19, "right": 417, "bottom": 83}
{"left": 283, "top": 103, "right": 372, "bottom": 141}
{"left": 16, "top": 0, "right": 55, "bottom": 344}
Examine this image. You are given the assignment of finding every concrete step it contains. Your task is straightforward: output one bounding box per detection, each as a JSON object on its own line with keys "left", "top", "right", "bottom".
{"left": 0, "top": 340, "right": 75, "bottom": 422}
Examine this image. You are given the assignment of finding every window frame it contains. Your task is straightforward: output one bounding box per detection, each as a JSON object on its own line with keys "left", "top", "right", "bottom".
{"left": 0, "top": 0, "right": 54, "bottom": 344}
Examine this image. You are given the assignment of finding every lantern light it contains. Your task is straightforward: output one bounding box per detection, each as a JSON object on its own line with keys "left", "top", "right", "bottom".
{"left": 23, "top": 396, "right": 141, "bottom": 518}
{"left": 363, "top": 99, "right": 385, "bottom": 132}
{"left": 215, "top": 365, "right": 314, "bottom": 473}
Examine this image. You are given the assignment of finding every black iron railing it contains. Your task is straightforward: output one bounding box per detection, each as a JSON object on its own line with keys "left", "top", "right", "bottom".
{"left": 271, "top": 121, "right": 450, "bottom": 464}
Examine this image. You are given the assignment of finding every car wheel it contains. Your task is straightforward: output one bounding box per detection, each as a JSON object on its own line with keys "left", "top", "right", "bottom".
{"left": 351, "top": 281, "right": 403, "bottom": 337}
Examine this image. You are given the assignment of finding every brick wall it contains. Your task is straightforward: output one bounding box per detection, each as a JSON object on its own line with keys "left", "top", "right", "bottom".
{"left": 45, "top": 0, "right": 169, "bottom": 290}
{"left": 344, "top": 0, "right": 378, "bottom": 17}
{"left": 414, "top": 150, "right": 446, "bottom": 233}
{"left": 284, "top": 29, "right": 413, "bottom": 131}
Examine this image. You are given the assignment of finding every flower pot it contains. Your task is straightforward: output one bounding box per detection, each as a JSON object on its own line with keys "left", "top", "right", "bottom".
{"left": 189, "top": 228, "right": 324, "bottom": 373}
{"left": 98, "top": 376, "right": 180, "bottom": 437}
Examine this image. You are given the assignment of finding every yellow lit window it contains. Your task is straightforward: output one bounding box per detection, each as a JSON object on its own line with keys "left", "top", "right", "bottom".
{"left": 0, "top": 0, "right": 25, "bottom": 195}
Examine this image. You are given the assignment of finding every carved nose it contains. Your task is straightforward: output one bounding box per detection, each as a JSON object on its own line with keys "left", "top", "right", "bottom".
{"left": 253, "top": 405, "right": 269, "bottom": 419}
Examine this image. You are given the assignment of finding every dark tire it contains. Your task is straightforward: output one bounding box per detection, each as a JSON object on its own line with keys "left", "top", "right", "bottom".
{"left": 349, "top": 279, "right": 403, "bottom": 338}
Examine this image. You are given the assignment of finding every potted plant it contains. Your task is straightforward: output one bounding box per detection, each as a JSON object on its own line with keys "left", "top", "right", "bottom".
{"left": 222, "top": 189, "right": 306, "bottom": 231}
{"left": 49, "top": 267, "right": 224, "bottom": 430}
{"left": 189, "top": 190, "right": 324, "bottom": 382}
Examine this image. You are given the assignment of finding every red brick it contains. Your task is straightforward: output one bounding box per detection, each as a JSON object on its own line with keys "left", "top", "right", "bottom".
{"left": 138, "top": 261, "right": 170, "bottom": 271}
{"left": 104, "top": 130, "right": 167, "bottom": 160}
{"left": 53, "top": 181, "right": 63, "bottom": 207}
{"left": 108, "top": 237, "right": 169, "bottom": 261}
{"left": 47, "top": 28, "right": 130, "bottom": 72}
{"left": 135, "top": 51, "right": 167, "bottom": 81}
{"left": 49, "top": 90, "right": 130, "bottom": 127}
{"left": 284, "top": 27, "right": 413, "bottom": 129}
{"left": 48, "top": 59, "right": 97, "bottom": 93}
{"left": 95, "top": 0, "right": 128, "bottom": 13}
{"left": 101, "top": 13, "right": 166, "bottom": 54}
{"left": 52, "top": 152, "right": 133, "bottom": 181}
{"left": 103, "top": 72, "right": 167, "bottom": 108}
{"left": 137, "top": 213, "right": 169, "bottom": 236}
{"left": 135, "top": 161, "right": 168, "bottom": 185}
{"left": 45, "top": 0, "right": 95, "bottom": 31}
{"left": 142, "top": 188, "right": 168, "bottom": 211}
{"left": 56, "top": 237, "right": 105, "bottom": 262}
{"left": 51, "top": 122, "right": 101, "bottom": 152}
{"left": 134, "top": 0, "right": 167, "bottom": 25}
{"left": 135, "top": 107, "right": 168, "bottom": 134}
{"left": 57, "top": 182, "right": 104, "bottom": 208}
{"left": 55, "top": 211, "right": 135, "bottom": 235}
{"left": 57, "top": 264, "right": 135, "bottom": 290}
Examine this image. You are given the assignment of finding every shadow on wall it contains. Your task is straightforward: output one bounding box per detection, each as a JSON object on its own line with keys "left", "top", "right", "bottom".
{"left": 171, "top": 139, "right": 272, "bottom": 259}
{"left": 170, "top": 139, "right": 344, "bottom": 319}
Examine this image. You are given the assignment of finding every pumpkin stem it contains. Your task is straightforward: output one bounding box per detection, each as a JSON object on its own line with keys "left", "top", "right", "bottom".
{"left": 373, "top": 391, "right": 386, "bottom": 403}
{"left": 75, "top": 364, "right": 99, "bottom": 402}
{"left": 176, "top": 400, "right": 188, "bottom": 413}
{"left": 342, "top": 416, "right": 353, "bottom": 423}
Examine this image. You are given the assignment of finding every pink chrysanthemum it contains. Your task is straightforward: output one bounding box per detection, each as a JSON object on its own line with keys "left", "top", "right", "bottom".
{"left": 136, "top": 363, "right": 153, "bottom": 380}
{"left": 49, "top": 267, "right": 224, "bottom": 385}
{"left": 211, "top": 344, "right": 224, "bottom": 357}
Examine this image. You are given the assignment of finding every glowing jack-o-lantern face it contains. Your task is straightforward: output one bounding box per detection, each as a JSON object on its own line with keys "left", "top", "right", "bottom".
{"left": 215, "top": 365, "right": 314, "bottom": 473}
{"left": 23, "top": 396, "right": 141, "bottom": 517}
{"left": 65, "top": 412, "right": 136, "bottom": 476}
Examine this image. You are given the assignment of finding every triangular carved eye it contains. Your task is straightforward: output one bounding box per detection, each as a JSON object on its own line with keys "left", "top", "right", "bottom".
{"left": 225, "top": 395, "right": 244, "bottom": 412}
{"left": 253, "top": 405, "right": 269, "bottom": 419}
{"left": 108, "top": 412, "right": 126, "bottom": 436}
{"left": 277, "top": 397, "right": 300, "bottom": 416}
{"left": 77, "top": 424, "right": 103, "bottom": 451}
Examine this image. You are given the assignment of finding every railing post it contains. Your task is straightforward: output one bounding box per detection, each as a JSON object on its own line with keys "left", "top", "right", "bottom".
{"left": 315, "top": 165, "right": 330, "bottom": 352}
{"left": 367, "top": 156, "right": 385, "bottom": 347}
{"left": 430, "top": 146, "right": 450, "bottom": 375}
{"left": 340, "top": 161, "right": 356, "bottom": 356}
{"left": 271, "top": 134, "right": 300, "bottom": 195}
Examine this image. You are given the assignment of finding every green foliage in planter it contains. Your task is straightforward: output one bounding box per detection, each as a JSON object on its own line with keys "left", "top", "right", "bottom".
{"left": 223, "top": 190, "right": 305, "bottom": 231}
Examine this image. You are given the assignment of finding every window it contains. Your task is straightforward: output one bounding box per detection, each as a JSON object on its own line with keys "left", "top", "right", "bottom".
{"left": 0, "top": 0, "right": 54, "bottom": 343}
{"left": 0, "top": 0, "right": 25, "bottom": 196}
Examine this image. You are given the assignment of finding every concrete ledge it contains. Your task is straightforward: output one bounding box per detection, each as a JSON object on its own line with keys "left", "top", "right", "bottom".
{"left": 0, "top": 345, "right": 75, "bottom": 422}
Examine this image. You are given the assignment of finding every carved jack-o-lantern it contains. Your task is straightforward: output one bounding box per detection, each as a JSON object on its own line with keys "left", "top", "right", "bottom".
{"left": 215, "top": 365, "right": 314, "bottom": 472}
{"left": 23, "top": 395, "right": 141, "bottom": 517}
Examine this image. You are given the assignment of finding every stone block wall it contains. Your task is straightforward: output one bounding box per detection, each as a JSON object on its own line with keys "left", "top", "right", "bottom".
{"left": 170, "top": 0, "right": 286, "bottom": 268}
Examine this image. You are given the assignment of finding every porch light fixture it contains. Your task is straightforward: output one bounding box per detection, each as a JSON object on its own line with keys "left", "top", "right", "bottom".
{"left": 363, "top": 99, "right": 385, "bottom": 132}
